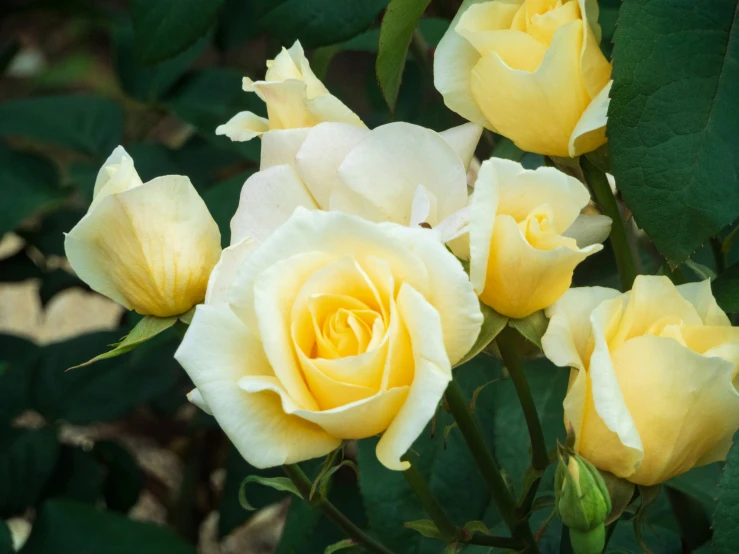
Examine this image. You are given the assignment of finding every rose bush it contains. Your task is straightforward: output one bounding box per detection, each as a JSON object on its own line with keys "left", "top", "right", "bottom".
{"left": 542, "top": 276, "right": 739, "bottom": 485}
{"left": 176, "top": 208, "right": 482, "bottom": 470}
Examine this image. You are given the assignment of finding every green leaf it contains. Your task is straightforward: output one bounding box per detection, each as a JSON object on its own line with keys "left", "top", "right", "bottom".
{"left": 68, "top": 315, "right": 178, "bottom": 369}
{"left": 509, "top": 311, "right": 549, "bottom": 350}
{"left": 712, "top": 262, "right": 739, "bottom": 313}
{"left": 667, "top": 464, "right": 721, "bottom": 513}
{"left": 376, "top": 0, "right": 432, "bottom": 112}
{"left": 0, "top": 145, "right": 65, "bottom": 236}
{"left": 93, "top": 441, "right": 143, "bottom": 514}
{"left": 403, "top": 519, "right": 443, "bottom": 539}
{"left": 130, "top": 0, "right": 223, "bottom": 64}
{"left": 114, "top": 23, "right": 208, "bottom": 103}
{"left": 712, "top": 438, "right": 739, "bottom": 552}
{"left": 38, "top": 269, "right": 87, "bottom": 308}
{"left": 259, "top": 0, "right": 388, "bottom": 50}
{"left": 203, "top": 171, "right": 253, "bottom": 247}
{"left": 0, "top": 250, "right": 43, "bottom": 283}
{"left": 20, "top": 499, "right": 195, "bottom": 553}
{"left": 0, "top": 428, "right": 59, "bottom": 518}
{"left": 0, "top": 95, "right": 124, "bottom": 158}
{"left": 219, "top": 447, "right": 286, "bottom": 537}
{"left": 42, "top": 446, "right": 104, "bottom": 505}
{"left": 455, "top": 303, "right": 508, "bottom": 367}
{"left": 33, "top": 331, "right": 184, "bottom": 425}
{"left": 343, "top": 18, "right": 449, "bottom": 51}
{"left": 0, "top": 520, "right": 12, "bottom": 554}
{"left": 239, "top": 476, "right": 302, "bottom": 511}
{"left": 608, "top": 0, "right": 739, "bottom": 264}
{"left": 17, "top": 208, "right": 84, "bottom": 258}
{"left": 324, "top": 539, "right": 357, "bottom": 554}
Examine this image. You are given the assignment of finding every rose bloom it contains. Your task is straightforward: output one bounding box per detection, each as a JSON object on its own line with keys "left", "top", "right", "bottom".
{"left": 434, "top": 0, "right": 612, "bottom": 157}
{"left": 542, "top": 276, "right": 739, "bottom": 485}
{"left": 216, "top": 41, "right": 364, "bottom": 142}
{"left": 176, "top": 209, "right": 482, "bottom": 470}
{"left": 64, "top": 147, "right": 221, "bottom": 317}
{"left": 468, "top": 158, "right": 610, "bottom": 319}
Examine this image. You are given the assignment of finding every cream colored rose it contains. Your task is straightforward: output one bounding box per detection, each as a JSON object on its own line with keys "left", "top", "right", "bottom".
{"left": 229, "top": 121, "right": 481, "bottom": 257}
{"left": 216, "top": 41, "right": 364, "bottom": 142}
{"left": 64, "top": 146, "right": 221, "bottom": 317}
{"left": 468, "top": 158, "right": 609, "bottom": 319}
{"left": 175, "top": 208, "right": 483, "bottom": 470}
{"left": 434, "top": 0, "right": 612, "bottom": 157}
{"left": 542, "top": 276, "right": 739, "bottom": 486}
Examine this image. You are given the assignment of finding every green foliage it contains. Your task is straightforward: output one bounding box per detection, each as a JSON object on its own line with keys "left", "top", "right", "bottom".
{"left": 608, "top": 0, "right": 739, "bottom": 264}
{"left": 130, "top": 0, "right": 224, "bottom": 64}
{"left": 20, "top": 500, "right": 195, "bottom": 553}
{"left": 713, "top": 262, "right": 739, "bottom": 313}
{"left": 454, "top": 303, "right": 507, "bottom": 367}
{"left": 376, "top": 0, "right": 432, "bottom": 112}
{"left": 712, "top": 439, "right": 739, "bottom": 552}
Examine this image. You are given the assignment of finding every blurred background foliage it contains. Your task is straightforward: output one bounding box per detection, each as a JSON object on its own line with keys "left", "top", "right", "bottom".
{"left": 0, "top": 0, "right": 733, "bottom": 552}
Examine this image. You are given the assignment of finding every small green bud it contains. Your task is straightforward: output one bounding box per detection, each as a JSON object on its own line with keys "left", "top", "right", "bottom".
{"left": 555, "top": 450, "right": 612, "bottom": 554}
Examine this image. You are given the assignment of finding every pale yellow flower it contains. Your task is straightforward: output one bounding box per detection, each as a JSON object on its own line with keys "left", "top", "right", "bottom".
{"left": 216, "top": 41, "right": 364, "bottom": 142}
{"left": 542, "top": 276, "right": 739, "bottom": 485}
{"left": 434, "top": 0, "right": 612, "bottom": 157}
{"left": 64, "top": 147, "right": 221, "bottom": 317}
{"left": 468, "top": 158, "right": 609, "bottom": 318}
{"left": 176, "top": 209, "right": 482, "bottom": 470}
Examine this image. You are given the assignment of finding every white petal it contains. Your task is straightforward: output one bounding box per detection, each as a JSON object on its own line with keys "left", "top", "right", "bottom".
{"left": 295, "top": 122, "right": 370, "bottom": 208}
{"left": 562, "top": 214, "right": 612, "bottom": 248}
{"left": 260, "top": 128, "right": 309, "bottom": 170}
{"left": 187, "top": 388, "right": 212, "bottom": 415}
{"left": 92, "top": 146, "right": 143, "bottom": 206}
{"left": 205, "top": 237, "right": 259, "bottom": 305}
{"left": 438, "top": 122, "right": 483, "bottom": 171}
{"left": 568, "top": 81, "right": 612, "bottom": 157}
{"left": 216, "top": 111, "right": 270, "bottom": 142}
{"left": 337, "top": 122, "right": 468, "bottom": 224}
{"left": 175, "top": 303, "right": 338, "bottom": 468}
{"left": 376, "top": 284, "right": 453, "bottom": 470}
{"left": 230, "top": 165, "right": 319, "bottom": 244}
{"left": 410, "top": 185, "right": 438, "bottom": 227}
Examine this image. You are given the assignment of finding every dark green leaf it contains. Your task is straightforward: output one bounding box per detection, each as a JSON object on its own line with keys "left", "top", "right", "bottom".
{"left": 0, "top": 428, "right": 59, "bottom": 518}
{"left": 68, "top": 315, "right": 178, "bottom": 369}
{"left": 376, "top": 0, "right": 431, "bottom": 112}
{"left": 509, "top": 311, "right": 549, "bottom": 350}
{"left": 38, "top": 269, "right": 87, "bottom": 308}
{"left": 454, "top": 302, "right": 507, "bottom": 367}
{"left": 215, "top": 0, "right": 265, "bottom": 50}
{"left": 667, "top": 464, "right": 721, "bottom": 512}
{"left": 0, "top": 145, "right": 65, "bottom": 236}
{"left": 608, "top": 0, "right": 739, "bottom": 264}
{"left": 0, "top": 250, "right": 43, "bottom": 283}
{"left": 219, "top": 447, "right": 286, "bottom": 537}
{"left": 343, "top": 18, "right": 449, "bottom": 51}
{"left": 203, "top": 171, "right": 253, "bottom": 247}
{"left": 0, "top": 334, "right": 39, "bottom": 424}
{"left": 259, "top": 0, "right": 388, "bottom": 50}
{"left": 33, "top": 331, "right": 184, "bottom": 425}
{"left": 403, "top": 520, "right": 443, "bottom": 539}
{"left": 324, "top": 539, "right": 358, "bottom": 554}
{"left": 130, "top": 0, "right": 223, "bottom": 64}
{"left": 0, "top": 520, "right": 11, "bottom": 554}
{"left": 114, "top": 23, "right": 207, "bottom": 102}
{"left": 713, "top": 262, "right": 739, "bottom": 313}
{"left": 18, "top": 208, "right": 84, "bottom": 258}
{"left": 20, "top": 499, "right": 195, "bottom": 553}
{"left": 93, "top": 441, "right": 143, "bottom": 513}
{"left": 168, "top": 68, "right": 262, "bottom": 162}
{"left": 0, "top": 95, "right": 124, "bottom": 158}
{"left": 42, "top": 446, "right": 104, "bottom": 505}
{"left": 712, "top": 437, "right": 739, "bottom": 552}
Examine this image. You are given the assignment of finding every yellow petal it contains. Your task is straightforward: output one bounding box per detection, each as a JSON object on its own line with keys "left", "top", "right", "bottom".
{"left": 577, "top": 0, "right": 611, "bottom": 99}
{"left": 526, "top": 0, "right": 580, "bottom": 44}
{"left": 376, "top": 284, "right": 453, "bottom": 470}
{"left": 676, "top": 279, "right": 731, "bottom": 326}
{"left": 470, "top": 20, "right": 590, "bottom": 156}
{"left": 65, "top": 176, "right": 221, "bottom": 317}
{"left": 175, "top": 304, "right": 339, "bottom": 468}
{"left": 438, "top": 122, "right": 484, "bottom": 172}
{"left": 433, "top": 0, "right": 495, "bottom": 129}
{"left": 253, "top": 80, "right": 319, "bottom": 130}
{"left": 205, "top": 237, "right": 259, "bottom": 305}
{"left": 568, "top": 80, "right": 611, "bottom": 157}
{"left": 92, "top": 146, "right": 144, "bottom": 206}
{"left": 609, "top": 335, "right": 739, "bottom": 485}
{"left": 260, "top": 128, "right": 309, "bottom": 170}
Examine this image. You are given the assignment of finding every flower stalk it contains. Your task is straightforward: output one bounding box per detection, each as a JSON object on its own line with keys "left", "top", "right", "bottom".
{"left": 402, "top": 461, "right": 459, "bottom": 541}
{"left": 282, "top": 464, "right": 396, "bottom": 554}
{"left": 581, "top": 156, "right": 636, "bottom": 291}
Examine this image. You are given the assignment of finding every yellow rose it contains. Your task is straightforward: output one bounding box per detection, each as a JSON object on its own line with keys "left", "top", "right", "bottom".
{"left": 216, "top": 41, "right": 364, "bottom": 142}
{"left": 468, "top": 158, "right": 609, "bottom": 319}
{"left": 542, "top": 276, "right": 739, "bottom": 485}
{"left": 64, "top": 146, "right": 221, "bottom": 317}
{"left": 434, "top": 0, "right": 612, "bottom": 157}
{"left": 175, "top": 209, "right": 483, "bottom": 470}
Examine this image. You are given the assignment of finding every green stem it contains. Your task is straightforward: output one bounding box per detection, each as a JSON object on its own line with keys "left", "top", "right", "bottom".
{"left": 403, "top": 461, "right": 459, "bottom": 541}
{"left": 444, "top": 381, "right": 538, "bottom": 552}
{"left": 497, "top": 327, "right": 549, "bottom": 472}
{"left": 464, "top": 533, "right": 524, "bottom": 549}
{"left": 283, "top": 464, "right": 396, "bottom": 554}
{"left": 581, "top": 156, "right": 636, "bottom": 291}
